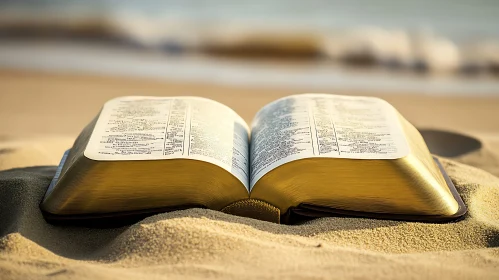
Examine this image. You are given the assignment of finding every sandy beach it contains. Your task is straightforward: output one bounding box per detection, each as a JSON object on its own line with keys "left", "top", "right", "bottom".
{"left": 1, "top": 70, "right": 499, "bottom": 279}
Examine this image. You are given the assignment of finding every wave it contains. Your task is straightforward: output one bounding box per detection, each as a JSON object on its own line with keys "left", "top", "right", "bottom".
{"left": 0, "top": 10, "right": 498, "bottom": 75}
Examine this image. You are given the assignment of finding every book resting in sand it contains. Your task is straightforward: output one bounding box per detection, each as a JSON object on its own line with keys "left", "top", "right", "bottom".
{"left": 40, "top": 93, "right": 466, "bottom": 224}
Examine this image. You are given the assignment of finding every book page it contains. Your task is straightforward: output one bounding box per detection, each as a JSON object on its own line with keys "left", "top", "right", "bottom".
{"left": 249, "top": 94, "right": 410, "bottom": 189}
{"left": 84, "top": 96, "right": 250, "bottom": 190}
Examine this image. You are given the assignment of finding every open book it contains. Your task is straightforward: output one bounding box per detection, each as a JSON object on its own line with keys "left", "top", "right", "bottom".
{"left": 40, "top": 94, "right": 466, "bottom": 224}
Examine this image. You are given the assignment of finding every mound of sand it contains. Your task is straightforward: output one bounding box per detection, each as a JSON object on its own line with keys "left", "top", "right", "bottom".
{"left": 1, "top": 135, "right": 499, "bottom": 279}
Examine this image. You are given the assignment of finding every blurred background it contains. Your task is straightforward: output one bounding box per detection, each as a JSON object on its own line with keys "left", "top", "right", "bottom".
{"left": 0, "top": 0, "right": 499, "bottom": 95}
{"left": 0, "top": 0, "right": 499, "bottom": 173}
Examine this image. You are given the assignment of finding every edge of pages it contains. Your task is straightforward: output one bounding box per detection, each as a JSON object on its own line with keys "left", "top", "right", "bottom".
{"left": 43, "top": 149, "right": 70, "bottom": 200}
{"left": 42, "top": 154, "right": 466, "bottom": 224}
{"left": 289, "top": 157, "right": 467, "bottom": 223}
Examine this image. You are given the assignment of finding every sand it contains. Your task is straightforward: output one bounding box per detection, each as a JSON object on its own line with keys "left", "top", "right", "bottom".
{"left": 1, "top": 70, "right": 499, "bottom": 279}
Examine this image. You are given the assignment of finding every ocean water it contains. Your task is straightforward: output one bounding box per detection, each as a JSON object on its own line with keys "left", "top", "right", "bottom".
{"left": 1, "top": 39, "right": 498, "bottom": 96}
{"left": 2, "top": 0, "right": 499, "bottom": 42}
